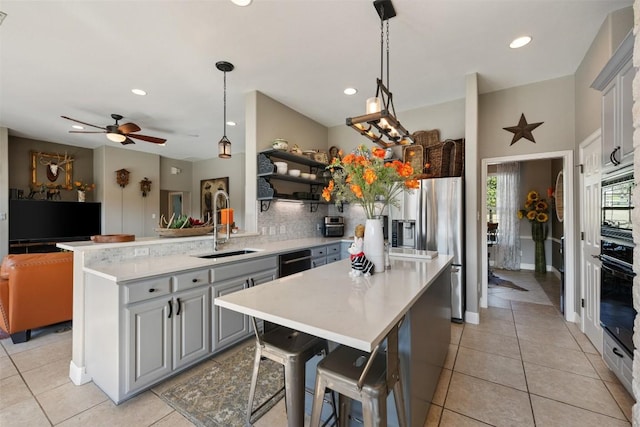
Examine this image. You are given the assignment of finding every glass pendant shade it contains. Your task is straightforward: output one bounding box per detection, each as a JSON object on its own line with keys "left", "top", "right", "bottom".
{"left": 218, "top": 135, "right": 231, "bottom": 158}
{"left": 107, "top": 132, "right": 126, "bottom": 143}
{"left": 366, "top": 97, "right": 382, "bottom": 114}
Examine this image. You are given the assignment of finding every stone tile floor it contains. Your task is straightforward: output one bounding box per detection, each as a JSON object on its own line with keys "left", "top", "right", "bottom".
{"left": 0, "top": 270, "right": 634, "bottom": 426}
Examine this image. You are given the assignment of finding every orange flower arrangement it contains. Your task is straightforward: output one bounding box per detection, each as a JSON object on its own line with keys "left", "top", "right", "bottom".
{"left": 322, "top": 144, "right": 418, "bottom": 218}
{"left": 74, "top": 180, "right": 96, "bottom": 192}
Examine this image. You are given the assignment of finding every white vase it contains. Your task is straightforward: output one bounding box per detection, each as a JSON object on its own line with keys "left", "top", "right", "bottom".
{"left": 363, "top": 218, "right": 385, "bottom": 274}
{"left": 77, "top": 190, "right": 86, "bottom": 202}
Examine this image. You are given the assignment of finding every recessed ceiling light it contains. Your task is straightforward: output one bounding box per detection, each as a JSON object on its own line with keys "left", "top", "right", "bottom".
{"left": 231, "top": 0, "right": 252, "bottom": 6}
{"left": 226, "top": 121, "right": 236, "bottom": 126}
{"left": 72, "top": 125, "right": 84, "bottom": 130}
{"left": 131, "top": 88, "right": 147, "bottom": 96}
{"left": 510, "top": 36, "right": 532, "bottom": 49}
{"left": 344, "top": 87, "right": 357, "bottom": 95}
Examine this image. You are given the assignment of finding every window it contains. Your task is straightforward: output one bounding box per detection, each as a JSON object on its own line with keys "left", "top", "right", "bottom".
{"left": 487, "top": 175, "right": 497, "bottom": 223}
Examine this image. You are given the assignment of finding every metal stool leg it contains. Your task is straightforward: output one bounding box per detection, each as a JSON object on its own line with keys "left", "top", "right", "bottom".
{"left": 246, "top": 344, "right": 262, "bottom": 425}
{"left": 392, "top": 378, "right": 406, "bottom": 427}
{"left": 283, "top": 355, "right": 306, "bottom": 426}
{"left": 338, "top": 395, "right": 351, "bottom": 427}
{"left": 310, "top": 369, "right": 328, "bottom": 427}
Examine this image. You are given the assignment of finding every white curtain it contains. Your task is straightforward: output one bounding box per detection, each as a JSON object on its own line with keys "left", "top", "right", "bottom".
{"left": 495, "top": 162, "right": 521, "bottom": 270}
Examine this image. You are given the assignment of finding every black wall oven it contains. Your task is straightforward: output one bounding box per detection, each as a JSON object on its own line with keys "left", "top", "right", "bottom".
{"left": 600, "top": 169, "right": 635, "bottom": 357}
{"left": 600, "top": 239, "right": 635, "bottom": 357}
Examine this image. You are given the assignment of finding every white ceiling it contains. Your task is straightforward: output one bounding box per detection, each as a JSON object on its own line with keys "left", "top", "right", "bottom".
{"left": 0, "top": 0, "right": 632, "bottom": 161}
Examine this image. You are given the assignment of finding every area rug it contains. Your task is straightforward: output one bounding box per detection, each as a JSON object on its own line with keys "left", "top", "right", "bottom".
{"left": 488, "top": 274, "right": 529, "bottom": 292}
{"left": 159, "top": 342, "right": 284, "bottom": 427}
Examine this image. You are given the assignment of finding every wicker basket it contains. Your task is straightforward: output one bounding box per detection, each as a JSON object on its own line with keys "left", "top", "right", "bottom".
{"left": 423, "top": 140, "right": 454, "bottom": 178}
{"left": 155, "top": 226, "right": 214, "bottom": 237}
{"left": 450, "top": 138, "right": 465, "bottom": 177}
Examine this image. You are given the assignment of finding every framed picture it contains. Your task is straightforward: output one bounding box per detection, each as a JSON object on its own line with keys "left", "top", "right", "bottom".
{"left": 31, "top": 151, "right": 74, "bottom": 189}
{"left": 201, "top": 177, "right": 229, "bottom": 222}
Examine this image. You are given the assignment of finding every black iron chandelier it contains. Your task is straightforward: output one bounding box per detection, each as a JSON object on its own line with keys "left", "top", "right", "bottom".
{"left": 346, "top": 0, "right": 412, "bottom": 147}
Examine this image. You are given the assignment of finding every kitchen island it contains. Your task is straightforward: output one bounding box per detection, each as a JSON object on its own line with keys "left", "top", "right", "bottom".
{"left": 215, "top": 255, "right": 453, "bottom": 427}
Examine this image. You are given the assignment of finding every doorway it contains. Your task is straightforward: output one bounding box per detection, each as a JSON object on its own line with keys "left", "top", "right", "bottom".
{"left": 480, "top": 150, "right": 576, "bottom": 322}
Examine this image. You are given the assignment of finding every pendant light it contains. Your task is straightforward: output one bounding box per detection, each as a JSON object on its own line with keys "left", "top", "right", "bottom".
{"left": 346, "top": 0, "right": 412, "bottom": 147}
{"left": 216, "top": 61, "right": 234, "bottom": 159}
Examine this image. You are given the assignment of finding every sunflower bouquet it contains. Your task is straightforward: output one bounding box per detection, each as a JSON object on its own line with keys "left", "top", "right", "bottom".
{"left": 322, "top": 144, "right": 419, "bottom": 218}
{"left": 517, "top": 190, "right": 549, "bottom": 224}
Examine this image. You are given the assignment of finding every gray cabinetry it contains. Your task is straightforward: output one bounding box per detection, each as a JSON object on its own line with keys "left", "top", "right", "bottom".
{"left": 311, "top": 243, "right": 342, "bottom": 268}
{"left": 124, "top": 296, "right": 172, "bottom": 394}
{"left": 212, "top": 257, "right": 278, "bottom": 352}
{"left": 592, "top": 31, "right": 634, "bottom": 172}
{"left": 84, "top": 268, "right": 211, "bottom": 403}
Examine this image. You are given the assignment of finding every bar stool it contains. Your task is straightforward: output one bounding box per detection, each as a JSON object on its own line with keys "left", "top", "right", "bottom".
{"left": 246, "top": 317, "right": 337, "bottom": 427}
{"left": 309, "top": 323, "right": 407, "bottom": 427}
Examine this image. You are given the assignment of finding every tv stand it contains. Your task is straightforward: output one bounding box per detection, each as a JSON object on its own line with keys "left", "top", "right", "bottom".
{"left": 9, "top": 241, "right": 63, "bottom": 254}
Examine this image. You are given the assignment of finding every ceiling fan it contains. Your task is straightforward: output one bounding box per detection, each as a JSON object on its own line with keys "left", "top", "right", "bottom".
{"left": 61, "top": 113, "right": 167, "bottom": 145}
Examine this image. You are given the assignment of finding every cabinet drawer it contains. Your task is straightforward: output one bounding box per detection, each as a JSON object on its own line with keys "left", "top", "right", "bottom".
{"left": 124, "top": 277, "right": 172, "bottom": 304}
{"left": 603, "top": 331, "right": 633, "bottom": 394}
{"left": 326, "top": 244, "right": 341, "bottom": 255}
{"left": 327, "top": 254, "right": 341, "bottom": 264}
{"left": 311, "top": 246, "right": 326, "bottom": 257}
{"left": 212, "top": 257, "right": 278, "bottom": 283}
{"left": 173, "top": 269, "right": 210, "bottom": 292}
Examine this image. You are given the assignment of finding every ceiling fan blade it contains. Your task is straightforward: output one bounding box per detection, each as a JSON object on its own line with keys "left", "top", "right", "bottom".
{"left": 69, "top": 131, "right": 107, "bottom": 134}
{"left": 61, "top": 115, "right": 107, "bottom": 130}
{"left": 119, "top": 122, "right": 141, "bottom": 134}
{"left": 128, "top": 133, "right": 167, "bottom": 144}
{"left": 121, "top": 137, "right": 136, "bottom": 145}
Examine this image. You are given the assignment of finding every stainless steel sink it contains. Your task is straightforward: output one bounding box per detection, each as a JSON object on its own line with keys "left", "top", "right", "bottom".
{"left": 197, "top": 249, "right": 258, "bottom": 259}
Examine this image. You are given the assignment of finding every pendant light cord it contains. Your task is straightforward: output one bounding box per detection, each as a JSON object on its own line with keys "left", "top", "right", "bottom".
{"left": 378, "top": 6, "right": 391, "bottom": 92}
{"left": 222, "top": 70, "right": 227, "bottom": 138}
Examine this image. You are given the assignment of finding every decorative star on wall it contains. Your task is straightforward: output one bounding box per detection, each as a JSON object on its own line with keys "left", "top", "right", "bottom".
{"left": 503, "top": 113, "right": 544, "bottom": 145}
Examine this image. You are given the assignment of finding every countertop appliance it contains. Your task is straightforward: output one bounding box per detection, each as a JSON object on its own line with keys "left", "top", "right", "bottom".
{"left": 323, "top": 216, "right": 345, "bottom": 237}
{"left": 391, "top": 177, "right": 465, "bottom": 322}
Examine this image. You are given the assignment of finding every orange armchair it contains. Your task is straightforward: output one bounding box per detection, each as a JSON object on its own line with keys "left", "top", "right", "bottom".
{"left": 0, "top": 252, "right": 73, "bottom": 343}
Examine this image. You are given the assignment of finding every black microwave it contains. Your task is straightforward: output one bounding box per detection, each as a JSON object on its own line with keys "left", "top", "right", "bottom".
{"left": 601, "top": 171, "right": 634, "bottom": 242}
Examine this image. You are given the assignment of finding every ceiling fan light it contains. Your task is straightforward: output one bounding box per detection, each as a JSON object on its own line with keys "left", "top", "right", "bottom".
{"left": 218, "top": 135, "right": 231, "bottom": 158}
{"left": 107, "top": 132, "right": 126, "bottom": 143}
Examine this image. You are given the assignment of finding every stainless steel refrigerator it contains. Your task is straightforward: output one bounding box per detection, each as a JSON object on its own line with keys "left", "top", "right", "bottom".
{"left": 391, "top": 177, "right": 465, "bottom": 322}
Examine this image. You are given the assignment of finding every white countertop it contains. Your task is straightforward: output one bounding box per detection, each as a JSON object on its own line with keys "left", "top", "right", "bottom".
{"left": 81, "top": 237, "right": 350, "bottom": 282}
{"left": 214, "top": 255, "right": 453, "bottom": 352}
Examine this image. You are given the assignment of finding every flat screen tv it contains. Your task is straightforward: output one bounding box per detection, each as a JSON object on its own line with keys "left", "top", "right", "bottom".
{"left": 9, "top": 199, "right": 101, "bottom": 243}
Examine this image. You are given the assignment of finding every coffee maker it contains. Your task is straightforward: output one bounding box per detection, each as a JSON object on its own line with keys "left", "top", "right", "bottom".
{"left": 391, "top": 219, "right": 416, "bottom": 248}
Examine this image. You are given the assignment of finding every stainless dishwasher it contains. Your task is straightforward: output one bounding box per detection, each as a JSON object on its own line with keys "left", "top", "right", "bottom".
{"left": 278, "top": 249, "right": 312, "bottom": 277}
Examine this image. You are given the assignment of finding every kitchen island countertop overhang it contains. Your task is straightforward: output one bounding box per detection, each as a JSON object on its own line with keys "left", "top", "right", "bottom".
{"left": 214, "top": 255, "right": 453, "bottom": 352}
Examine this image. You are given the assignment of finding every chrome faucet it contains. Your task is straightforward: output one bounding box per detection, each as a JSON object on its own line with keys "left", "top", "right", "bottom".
{"left": 212, "top": 189, "right": 230, "bottom": 251}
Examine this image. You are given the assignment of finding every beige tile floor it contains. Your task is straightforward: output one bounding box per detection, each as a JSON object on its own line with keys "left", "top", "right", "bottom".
{"left": 0, "top": 270, "right": 634, "bottom": 426}
{"left": 426, "top": 269, "right": 635, "bottom": 427}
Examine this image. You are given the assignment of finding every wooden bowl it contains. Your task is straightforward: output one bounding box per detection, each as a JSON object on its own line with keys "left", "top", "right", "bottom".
{"left": 91, "top": 234, "right": 135, "bottom": 243}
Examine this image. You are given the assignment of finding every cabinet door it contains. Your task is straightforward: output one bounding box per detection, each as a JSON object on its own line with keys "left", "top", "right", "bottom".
{"left": 125, "top": 298, "right": 172, "bottom": 394}
{"left": 601, "top": 81, "right": 616, "bottom": 169}
{"left": 173, "top": 287, "right": 210, "bottom": 369}
{"left": 619, "top": 60, "right": 635, "bottom": 164}
{"left": 250, "top": 268, "right": 278, "bottom": 287}
{"left": 212, "top": 278, "right": 250, "bottom": 351}
{"left": 312, "top": 257, "right": 327, "bottom": 268}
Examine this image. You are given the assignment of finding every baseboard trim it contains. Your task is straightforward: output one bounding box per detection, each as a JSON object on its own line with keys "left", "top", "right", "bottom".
{"left": 69, "top": 360, "right": 92, "bottom": 385}
{"left": 465, "top": 310, "right": 479, "bottom": 325}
